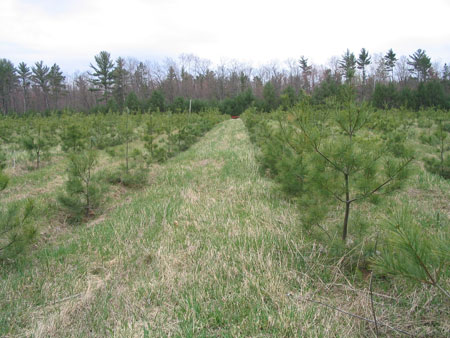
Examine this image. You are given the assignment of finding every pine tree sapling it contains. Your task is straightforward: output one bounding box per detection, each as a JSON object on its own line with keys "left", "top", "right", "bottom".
{"left": 143, "top": 115, "right": 158, "bottom": 165}
{"left": 58, "top": 147, "right": 104, "bottom": 223}
{"left": 0, "top": 170, "right": 36, "bottom": 258}
{"left": 144, "top": 117, "right": 167, "bottom": 165}
{"left": 22, "top": 119, "right": 54, "bottom": 169}
{"left": 60, "top": 123, "right": 87, "bottom": 153}
{"left": 292, "top": 99, "right": 413, "bottom": 241}
{"left": 105, "top": 108, "right": 149, "bottom": 188}
{"left": 424, "top": 118, "right": 450, "bottom": 179}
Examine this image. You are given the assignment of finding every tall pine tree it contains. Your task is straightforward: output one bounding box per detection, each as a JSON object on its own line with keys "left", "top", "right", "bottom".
{"left": 17, "top": 62, "right": 31, "bottom": 113}
{"left": 49, "top": 63, "right": 65, "bottom": 109}
{"left": 0, "top": 59, "right": 17, "bottom": 115}
{"left": 31, "top": 61, "right": 50, "bottom": 110}
{"left": 357, "top": 48, "right": 371, "bottom": 85}
{"left": 112, "top": 57, "right": 128, "bottom": 110}
{"left": 339, "top": 49, "right": 357, "bottom": 84}
{"left": 90, "top": 51, "right": 115, "bottom": 103}
{"left": 408, "top": 49, "right": 432, "bottom": 82}
{"left": 384, "top": 49, "right": 398, "bottom": 82}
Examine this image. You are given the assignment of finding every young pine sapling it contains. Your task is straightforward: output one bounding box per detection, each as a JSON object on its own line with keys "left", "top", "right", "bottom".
{"left": 22, "top": 119, "right": 54, "bottom": 169}
{"left": 286, "top": 100, "right": 413, "bottom": 241}
{"left": 58, "top": 138, "right": 104, "bottom": 223}
{"left": 0, "top": 169, "right": 35, "bottom": 258}
{"left": 424, "top": 118, "right": 450, "bottom": 179}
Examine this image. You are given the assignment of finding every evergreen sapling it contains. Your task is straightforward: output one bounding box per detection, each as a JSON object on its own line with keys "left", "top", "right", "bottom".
{"left": 58, "top": 138, "right": 104, "bottom": 223}
{"left": 0, "top": 169, "right": 35, "bottom": 258}
{"left": 284, "top": 97, "right": 413, "bottom": 241}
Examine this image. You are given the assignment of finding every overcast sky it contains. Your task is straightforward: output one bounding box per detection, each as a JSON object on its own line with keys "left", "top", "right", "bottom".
{"left": 1, "top": 0, "right": 449, "bottom": 74}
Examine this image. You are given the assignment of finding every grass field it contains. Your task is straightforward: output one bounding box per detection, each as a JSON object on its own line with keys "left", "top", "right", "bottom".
{"left": 1, "top": 118, "right": 449, "bottom": 337}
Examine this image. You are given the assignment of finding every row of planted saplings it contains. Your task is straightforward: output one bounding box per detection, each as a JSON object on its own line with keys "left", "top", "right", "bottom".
{"left": 241, "top": 103, "right": 449, "bottom": 299}
{"left": 0, "top": 111, "right": 226, "bottom": 259}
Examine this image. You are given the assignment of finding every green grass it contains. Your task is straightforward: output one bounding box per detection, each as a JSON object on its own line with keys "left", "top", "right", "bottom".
{"left": 1, "top": 119, "right": 448, "bottom": 337}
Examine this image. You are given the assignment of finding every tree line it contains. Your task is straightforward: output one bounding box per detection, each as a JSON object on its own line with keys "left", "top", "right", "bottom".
{"left": 0, "top": 48, "right": 449, "bottom": 115}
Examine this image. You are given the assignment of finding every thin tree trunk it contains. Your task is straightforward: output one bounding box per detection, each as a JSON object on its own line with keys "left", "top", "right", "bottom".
{"left": 86, "top": 166, "right": 91, "bottom": 217}
{"left": 86, "top": 184, "right": 90, "bottom": 217}
{"left": 343, "top": 173, "right": 350, "bottom": 241}
{"left": 125, "top": 110, "right": 129, "bottom": 173}
{"left": 23, "top": 88, "right": 27, "bottom": 113}
{"left": 440, "top": 136, "right": 444, "bottom": 176}
{"left": 44, "top": 93, "right": 49, "bottom": 110}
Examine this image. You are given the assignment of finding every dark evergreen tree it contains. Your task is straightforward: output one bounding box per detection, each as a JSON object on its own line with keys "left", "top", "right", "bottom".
{"left": 49, "top": 63, "right": 65, "bottom": 109}
{"left": 90, "top": 51, "right": 115, "bottom": 103}
{"left": 125, "top": 91, "right": 140, "bottom": 111}
{"left": 0, "top": 59, "right": 17, "bottom": 115}
{"left": 408, "top": 49, "right": 432, "bottom": 82}
{"left": 163, "top": 66, "right": 177, "bottom": 103}
{"left": 356, "top": 48, "right": 371, "bottom": 85}
{"left": 263, "top": 82, "right": 278, "bottom": 112}
{"left": 148, "top": 90, "right": 165, "bottom": 112}
{"left": 372, "top": 83, "right": 398, "bottom": 109}
{"left": 384, "top": 49, "right": 398, "bottom": 82}
{"left": 299, "top": 56, "right": 312, "bottom": 92}
{"left": 339, "top": 49, "right": 357, "bottom": 83}
{"left": 280, "top": 86, "right": 297, "bottom": 110}
{"left": 442, "top": 63, "right": 449, "bottom": 81}
{"left": 311, "top": 69, "right": 342, "bottom": 104}
{"left": 239, "top": 71, "right": 249, "bottom": 93}
{"left": 17, "top": 62, "right": 31, "bottom": 113}
{"left": 112, "top": 57, "right": 128, "bottom": 109}
{"left": 31, "top": 61, "right": 50, "bottom": 110}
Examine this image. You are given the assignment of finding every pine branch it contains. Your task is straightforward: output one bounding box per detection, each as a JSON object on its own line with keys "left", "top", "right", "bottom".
{"left": 350, "top": 157, "right": 413, "bottom": 203}
{"left": 0, "top": 236, "right": 17, "bottom": 252}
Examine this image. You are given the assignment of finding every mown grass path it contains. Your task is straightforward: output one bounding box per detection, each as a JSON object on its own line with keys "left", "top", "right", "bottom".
{"left": 2, "top": 119, "right": 382, "bottom": 337}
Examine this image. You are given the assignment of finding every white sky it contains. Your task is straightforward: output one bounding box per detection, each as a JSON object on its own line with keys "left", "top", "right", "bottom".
{"left": 1, "top": 0, "right": 449, "bottom": 74}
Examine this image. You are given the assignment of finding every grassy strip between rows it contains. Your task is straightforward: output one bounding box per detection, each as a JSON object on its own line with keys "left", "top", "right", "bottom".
{"left": 0, "top": 119, "right": 445, "bottom": 336}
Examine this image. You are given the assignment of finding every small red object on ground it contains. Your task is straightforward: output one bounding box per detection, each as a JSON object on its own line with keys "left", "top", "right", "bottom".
{"left": 231, "top": 115, "right": 240, "bottom": 119}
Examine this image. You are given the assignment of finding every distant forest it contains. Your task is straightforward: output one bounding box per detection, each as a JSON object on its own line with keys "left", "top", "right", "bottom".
{"left": 1, "top": 48, "right": 449, "bottom": 115}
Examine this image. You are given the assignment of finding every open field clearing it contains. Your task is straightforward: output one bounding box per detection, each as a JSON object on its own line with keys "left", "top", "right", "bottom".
{"left": 1, "top": 116, "right": 449, "bottom": 337}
